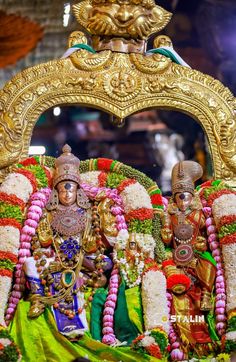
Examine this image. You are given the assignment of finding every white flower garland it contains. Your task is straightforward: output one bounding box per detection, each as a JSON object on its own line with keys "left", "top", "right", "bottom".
{"left": 80, "top": 171, "right": 100, "bottom": 187}
{"left": 135, "top": 233, "right": 156, "bottom": 258}
{"left": 0, "top": 277, "right": 12, "bottom": 326}
{"left": 221, "top": 243, "right": 236, "bottom": 313}
{"left": 0, "top": 172, "right": 33, "bottom": 326}
{"left": 0, "top": 226, "right": 20, "bottom": 255}
{"left": 120, "top": 182, "right": 152, "bottom": 213}
{"left": 142, "top": 270, "right": 169, "bottom": 334}
{"left": 0, "top": 173, "right": 33, "bottom": 202}
{"left": 212, "top": 194, "right": 236, "bottom": 226}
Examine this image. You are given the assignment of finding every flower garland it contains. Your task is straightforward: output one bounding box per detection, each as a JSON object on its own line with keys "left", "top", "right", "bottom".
{"left": 5, "top": 187, "right": 51, "bottom": 323}
{"left": 199, "top": 180, "right": 235, "bottom": 343}
{"left": 207, "top": 187, "right": 236, "bottom": 346}
{"left": 0, "top": 325, "right": 21, "bottom": 362}
{"left": 0, "top": 157, "right": 52, "bottom": 360}
{"left": 0, "top": 172, "right": 33, "bottom": 327}
{"left": 131, "top": 328, "right": 168, "bottom": 359}
{"left": 102, "top": 267, "right": 119, "bottom": 345}
{"left": 166, "top": 292, "right": 185, "bottom": 361}
{"left": 142, "top": 269, "right": 169, "bottom": 334}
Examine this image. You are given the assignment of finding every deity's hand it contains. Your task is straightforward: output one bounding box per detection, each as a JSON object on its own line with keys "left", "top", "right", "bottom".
{"left": 193, "top": 236, "right": 207, "bottom": 252}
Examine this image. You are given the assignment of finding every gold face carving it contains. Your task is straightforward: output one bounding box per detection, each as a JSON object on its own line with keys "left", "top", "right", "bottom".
{"left": 73, "top": 0, "right": 172, "bottom": 40}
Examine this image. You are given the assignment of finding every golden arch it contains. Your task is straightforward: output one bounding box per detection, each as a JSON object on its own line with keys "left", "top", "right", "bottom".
{"left": 0, "top": 47, "right": 236, "bottom": 182}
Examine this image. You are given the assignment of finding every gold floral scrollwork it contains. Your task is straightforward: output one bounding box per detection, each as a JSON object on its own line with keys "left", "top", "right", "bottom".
{"left": 218, "top": 116, "right": 236, "bottom": 174}
{"left": 0, "top": 112, "right": 23, "bottom": 169}
{"left": 68, "top": 31, "right": 113, "bottom": 71}
{"left": 70, "top": 49, "right": 113, "bottom": 71}
{"left": 130, "top": 53, "right": 171, "bottom": 74}
{"left": 104, "top": 70, "right": 141, "bottom": 101}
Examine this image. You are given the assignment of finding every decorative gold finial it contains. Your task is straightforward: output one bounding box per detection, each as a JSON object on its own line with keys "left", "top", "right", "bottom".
{"left": 72, "top": 0, "right": 172, "bottom": 53}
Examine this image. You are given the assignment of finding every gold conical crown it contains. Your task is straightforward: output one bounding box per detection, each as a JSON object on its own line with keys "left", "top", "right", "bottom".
{"left": 53, "top": 144, "right": 80, "bottom": 187}
{"left": 171, "top": 161, "right": 203, "bottom": 195}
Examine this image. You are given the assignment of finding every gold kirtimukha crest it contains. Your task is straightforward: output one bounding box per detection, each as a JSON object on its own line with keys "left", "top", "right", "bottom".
{"left": 73, "top": 0, "right": 172, "bottom": 52}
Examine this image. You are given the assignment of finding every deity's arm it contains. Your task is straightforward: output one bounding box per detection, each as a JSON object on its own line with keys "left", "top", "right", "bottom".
{"left": 160, "top": 211, "right": 173, "bottom": 245}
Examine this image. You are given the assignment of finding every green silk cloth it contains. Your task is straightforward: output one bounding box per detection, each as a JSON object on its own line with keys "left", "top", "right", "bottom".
{"left": 9, "top": 297, "right": 164, "bottom": 362}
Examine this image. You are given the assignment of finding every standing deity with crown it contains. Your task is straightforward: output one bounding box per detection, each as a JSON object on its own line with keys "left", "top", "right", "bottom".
{"left": 1, "top": 145, "right": 169, "bottom": 362}
{"left": 161, "top": 161, "right": 218, "bottom": 359}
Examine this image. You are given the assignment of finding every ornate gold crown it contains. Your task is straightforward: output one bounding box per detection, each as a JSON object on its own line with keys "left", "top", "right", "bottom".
{"left": 53, "top": 144, "right": 80, "bottom": 187}
{"left": 171, "top": 161, "right": 203, "bottom": 195}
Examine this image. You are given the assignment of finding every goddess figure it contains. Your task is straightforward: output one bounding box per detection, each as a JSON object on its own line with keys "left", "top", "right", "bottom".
{"left": 3, "top": 145, "right": 169, "bottom": 362}
{"left": 161, "top": 161, "right": 219, "bottom": 359}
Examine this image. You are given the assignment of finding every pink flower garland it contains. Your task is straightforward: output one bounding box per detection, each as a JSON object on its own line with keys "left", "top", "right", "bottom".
{"left": 167, "top": 292, "right": 185, "bottom": 361}
{"left": 80, "top": 183, "right": 127, "bottom": 231}
{"left": 202, "top": 202, "right": 227, "bottom": 336}
{"left": 102, "top": 267, "right": 119, "bottom": 345}
{"left": 5, "top": 187, "right": 51, "bottom": 324}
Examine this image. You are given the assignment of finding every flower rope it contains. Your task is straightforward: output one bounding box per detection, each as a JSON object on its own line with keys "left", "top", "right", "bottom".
{"left": 199, "top": 180, "right": 234, "bottom": 345}
{"left": 5, "top": 187, "right": 51, "bottom": 323}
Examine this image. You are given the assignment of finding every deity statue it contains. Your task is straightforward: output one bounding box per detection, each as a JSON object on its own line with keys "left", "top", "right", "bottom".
{"left": 4, "top": 145, "right": 169, "bottom": 362}
{"left": 161, "top": 161, "right": 218, "bottom": 359}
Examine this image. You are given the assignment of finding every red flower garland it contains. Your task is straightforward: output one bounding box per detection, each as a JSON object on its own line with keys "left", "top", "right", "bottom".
{"left": 117, "top": 178, "right": 136, "bottom": 193}
{"left": 125, "top": 208, "right": 154, "bottom": 222}
{"left": 207, "top": 189, "right": 236, "bottom": 207}
{"left": 97, "top": 158, "right": 113, "bottom": 172}
{"left": 143, "top": 258, "right": 161, "bottom": 275}
{"left": 162, "top": 259, "right": 175, "bottom": 268}
{"left": 0, "top": 251, "right": 18, "bottom": 264}
{"left": 98, "top": 171, "right": 108, "bottom": 187}
{"left": 0, "top": 218, "right": 22, "bottom": 230}
{"left": 167, "top": 274, "right": 191, "bottom": 291}
{"left": 0, "top": 269, "right": 12, "bottom": 277}
{"left": 218, "top": 214, "right": 236, "bottom": 229}
{"left": 41, "top": 165, "right": 53, "bottom": 188}
{"left": 146, "top": 344, "right": 162, "bottom": 359}
{"left": 220, "top": 232, "right": 236, "bottom": 245}
{"left": 150, "top": 193, "right": 163, "bottom": 206}
{"left": 19, "top": 157, "right": 38, "bottom": 167}
{"left": 0, "top": 192, "right": 25, "bottom": 211}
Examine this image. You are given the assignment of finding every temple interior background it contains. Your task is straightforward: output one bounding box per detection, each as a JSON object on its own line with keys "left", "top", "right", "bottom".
{"left": 0, "top": 0, "right": 235, "bottom": 193}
